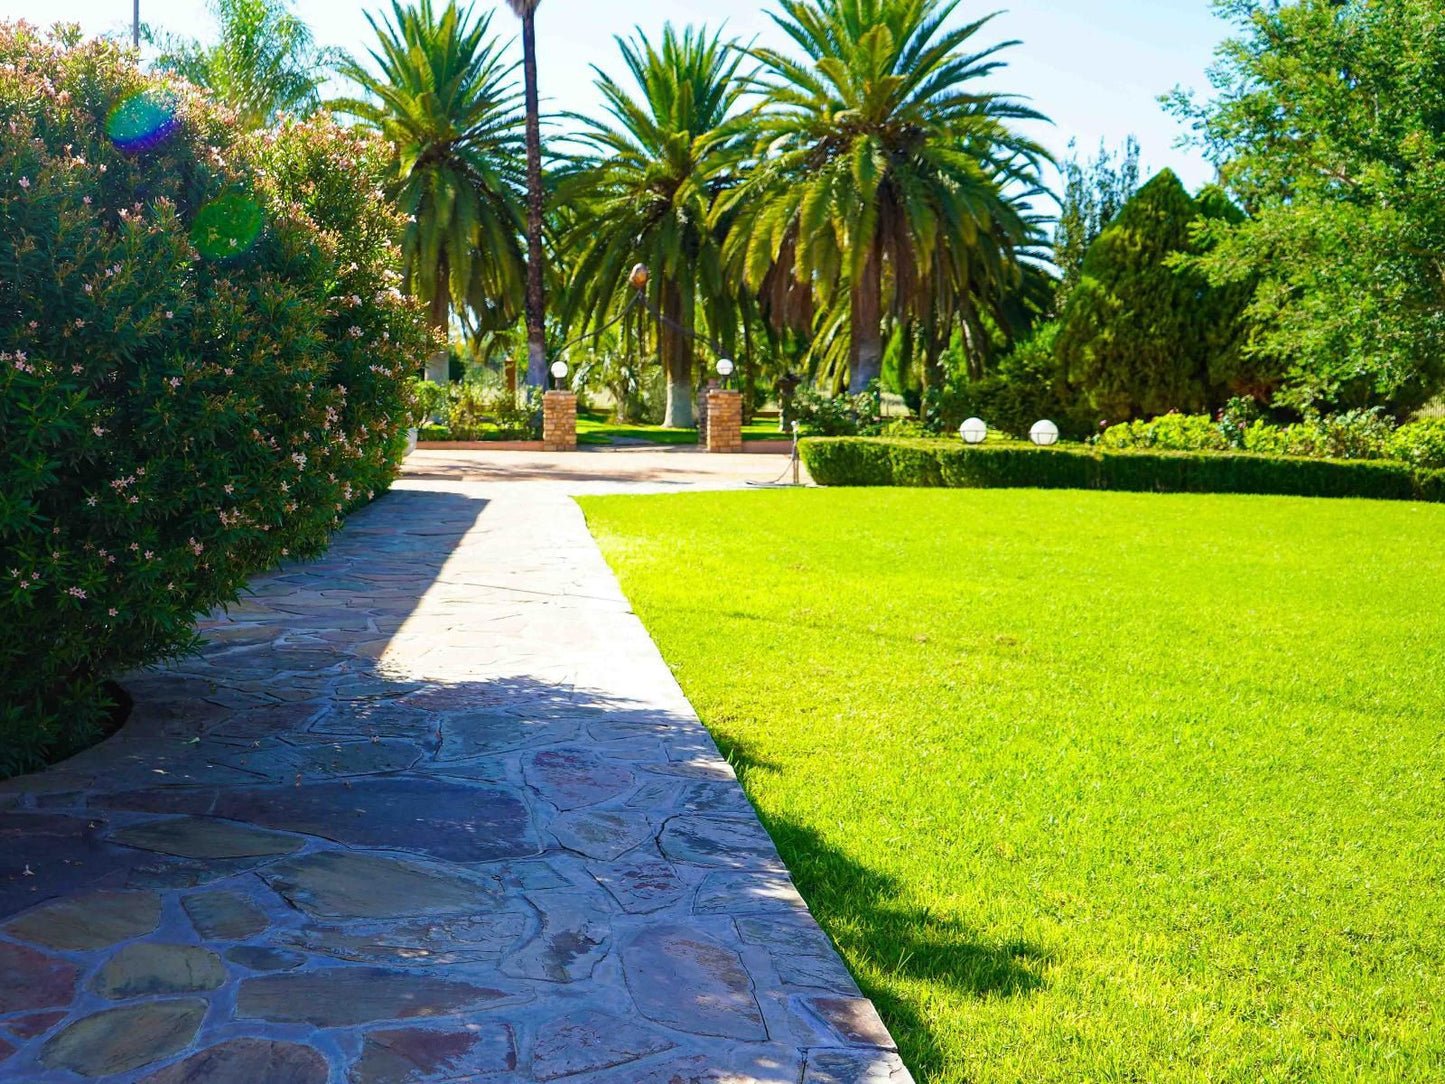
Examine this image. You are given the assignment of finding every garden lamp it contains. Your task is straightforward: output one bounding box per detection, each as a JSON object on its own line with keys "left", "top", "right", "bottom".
{"left": 1030, "top": 419, "right": 1060, "bottom": 447}
{"left": 960, "top": 417, "right": 988, "bottom": 445}
{"left": 716, "top": 358, "right": 735, "bottom": 389}
{"left": 629, "top": 263, "right": 650, "bottom": 291}
{"left": 549, "top": 360, "right": 569, "bottom": 390}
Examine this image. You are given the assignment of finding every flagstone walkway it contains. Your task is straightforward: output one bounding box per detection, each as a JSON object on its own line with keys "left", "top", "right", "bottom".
{"left": 0, "top": 453, "right": 909, "bottom": 1084}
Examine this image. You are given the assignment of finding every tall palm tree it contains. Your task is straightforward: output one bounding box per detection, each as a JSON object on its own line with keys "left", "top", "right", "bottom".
{"left": 148, "top": 0, "right": 337, "bottom": 130}
{"left": 335, "top": 0, "right": 525, "bottom": 386}
{"left": 559, "top": 25, "right": 747, "bottom": 428}
{"left": 505, "top": 0, "right": 548, "bottom": 388}
{"left": 720, "top": 0, "right": 1048, "bottom": 393}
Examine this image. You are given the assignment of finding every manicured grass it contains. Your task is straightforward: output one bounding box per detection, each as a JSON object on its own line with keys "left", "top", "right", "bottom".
{"left": 578, "top": 488, "right": 1445, "bottom": 1084}
{"left": 577, "top": 412, "right": 790, "bottom": 445}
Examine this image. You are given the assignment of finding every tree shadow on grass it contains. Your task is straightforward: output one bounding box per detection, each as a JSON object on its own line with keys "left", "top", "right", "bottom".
{"left": 716, "top": 735, "right": 1052, "bottom": 1081}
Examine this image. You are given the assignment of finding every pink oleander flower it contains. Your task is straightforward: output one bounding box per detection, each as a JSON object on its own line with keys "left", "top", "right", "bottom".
{"left": 18, "top": 176, "right": 29, "bottom": 189}
{"left": 67, "top": 587, "right": 85, "bottom": 599}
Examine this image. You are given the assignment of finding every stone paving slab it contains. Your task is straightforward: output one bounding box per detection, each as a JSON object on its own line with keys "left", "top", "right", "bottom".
{"left": 0, "top": 456, "right": 906, "bottom": 1083}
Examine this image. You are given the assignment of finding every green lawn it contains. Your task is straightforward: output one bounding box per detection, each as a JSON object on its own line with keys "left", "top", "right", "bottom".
{"left": 578, "top": 488, "right": 1445, "bottom": 1084}
{"left": 577, "top": 412, "right": 790, "bottom": 445}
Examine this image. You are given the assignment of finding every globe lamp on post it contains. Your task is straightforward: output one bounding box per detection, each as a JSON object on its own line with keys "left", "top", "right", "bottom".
{"left": 1029, "top": 419, "right": 1060, "bottom": 447}
{"left": 959, "top": 417, "right": 988, "bottom": 445}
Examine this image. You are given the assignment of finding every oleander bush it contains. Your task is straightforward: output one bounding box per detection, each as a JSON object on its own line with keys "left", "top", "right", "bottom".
{"left": 0, "top": 24, "right": 429, "bottom": 777}
{"left": 800, "top": 438, "right": 1437, "bottom": 503}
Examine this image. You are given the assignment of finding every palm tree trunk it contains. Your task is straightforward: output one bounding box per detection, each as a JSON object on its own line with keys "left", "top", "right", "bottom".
{"left": 660, "top": 278, "right": 694, "bottom": 429}
{"left": 425, "top": 274, "right": 450, "bottom": 395}
{"left": 520, "top": 8, "right": 547, "bottom": 388}
{"left": 849, "top": 242, "right": 883, "bottom": 395}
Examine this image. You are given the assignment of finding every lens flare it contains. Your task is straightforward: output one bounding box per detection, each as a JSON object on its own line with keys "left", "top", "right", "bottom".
{"left": 106, "top": 92, "right": 178, "bottom": 153}
{"left": 191, "top": 192, "right": 265, "bottom": 261}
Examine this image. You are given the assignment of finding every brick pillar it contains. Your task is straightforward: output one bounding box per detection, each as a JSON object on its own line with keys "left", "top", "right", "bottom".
{"left": 705, "top": 388, "right": 742, "bottom": 453}
{"left": 696, "top": 380, "right": 716, "bottom": 446}
{"left": 542, "top": 390, "right": 577, "bottom": 452}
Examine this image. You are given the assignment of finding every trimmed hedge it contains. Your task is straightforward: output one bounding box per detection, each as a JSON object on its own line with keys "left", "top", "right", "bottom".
{"left": 800, "top": 438, "right": 1439, "bottom": 502}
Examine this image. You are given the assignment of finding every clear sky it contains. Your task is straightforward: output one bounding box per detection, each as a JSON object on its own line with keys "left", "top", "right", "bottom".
{"left": 16, "top": 0, "right": 1228, "bottom": 196}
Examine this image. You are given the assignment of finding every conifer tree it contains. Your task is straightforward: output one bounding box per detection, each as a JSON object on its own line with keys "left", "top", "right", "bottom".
{"left": 1056, "top": 169, "right": 1249, "bottom": 419}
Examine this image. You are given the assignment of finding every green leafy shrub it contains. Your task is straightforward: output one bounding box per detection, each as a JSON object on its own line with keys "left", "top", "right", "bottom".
{"left": 0, "top": 25, "right": 428, "bottom": 777}
{"left": 1097, "top": 413, "right": 1232, "bottom": 452}
{"left": 926, "top": 324, "right": 1098, "bottom": 441}
{"left": 445, "top": 384, "right": 542, "bottom": 440}
{"left": 407, "top": 377, "right": 447, "bottom": 426}
{"left": 800, "top": 438, "right": 1436, "bottom": 503}
{"left": 1391, "top": 417, "right": 1445, "bottom": 469}
{"left": 793, "top": 386, "right": 882, "bottom": 436}
{"left": 1102, "top": 408, "right": 1400, "bottom": 465}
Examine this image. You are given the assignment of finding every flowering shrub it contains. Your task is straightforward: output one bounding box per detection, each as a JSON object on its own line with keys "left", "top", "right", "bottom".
{"left": 0, "top": 24, "right": 429, "bottom": 776}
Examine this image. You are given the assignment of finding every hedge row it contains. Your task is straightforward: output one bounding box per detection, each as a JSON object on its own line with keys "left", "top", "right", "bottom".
{"left": 799, "top": 438, "right": 1444, "bottom": 502}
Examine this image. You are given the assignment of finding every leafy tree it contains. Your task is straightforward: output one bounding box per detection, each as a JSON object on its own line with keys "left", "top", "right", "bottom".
{"left": 1169, "top": 0, "right": 1445, "bottom": 415}
{"left": 336, "top": 0, "right": 525, "bottom": 386}
{"left": 504, "top": 0, "right": 549, "bottom": 388}
{"left": 1053, "top": 136, "right": 1141, "bottom": 310}
{"left": 1055, "top": 169, "right": 1249, "bottom": 420}
{"left": 721, "top": 0, "right": 1048, "bottom": 395}
{"left": 559, "top": 25, "right": 746, "bottom": 428}
{"left": 148, "top": 0, "right": 337, "bottom": 130}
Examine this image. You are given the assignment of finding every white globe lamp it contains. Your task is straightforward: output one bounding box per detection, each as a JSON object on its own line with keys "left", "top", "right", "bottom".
{"left": 1029, "top": 419, "right": 1060, "bottom": 447}
{"left": 959, "top": 417, "right": 988, "bottom": 445}
{"left": 715, "top": 358, "right": 735, "bottom": 378}
{"left": 549, "top": 360, "right": 569, "bottom": 384}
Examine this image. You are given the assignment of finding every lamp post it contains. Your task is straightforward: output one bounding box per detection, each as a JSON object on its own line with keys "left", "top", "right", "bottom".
{"left": 549, "top": 359, "right": 569, "bottom": 391}
{"left": 715, "top": 357, "right": 735, "bottom": 390}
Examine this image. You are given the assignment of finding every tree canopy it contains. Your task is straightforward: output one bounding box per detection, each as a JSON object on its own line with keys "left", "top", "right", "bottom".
{"left": 719, "top": 0, "right": 1049, "bottom": 394}
{"left": 1170, "top": 0, "right": 1445, "bottom": 416}
{"left": 149, "top": 0, "right": 337, "bottom": 130}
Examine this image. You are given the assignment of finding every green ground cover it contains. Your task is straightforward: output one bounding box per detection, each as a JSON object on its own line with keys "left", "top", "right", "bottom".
{"left": 577, "top": 412, "right": 790, "bottom": 445}
{"left": 579, "top": 488, "right": 1445, "bottom": 1084}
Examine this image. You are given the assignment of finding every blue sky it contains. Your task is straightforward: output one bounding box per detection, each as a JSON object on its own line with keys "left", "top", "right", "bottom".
{"left": 18, "top": 0, "right": 1227, "bottom": 194}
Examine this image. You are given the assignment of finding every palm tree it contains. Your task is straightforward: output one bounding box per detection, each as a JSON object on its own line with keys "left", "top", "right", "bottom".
{"left": 720, "top": 0, "right": 1048, "bottom": 394}
{"left": 559, "top": 25, "right": 747, "bottom": 428}
{"left": 505, "top": 0, "right": 548, "bottom": 388}
{"left": 335, "top": 0, "right": 525, "bottom": 387}
{"left": 148, "top": 0, "right": 338, "bottom": 129}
